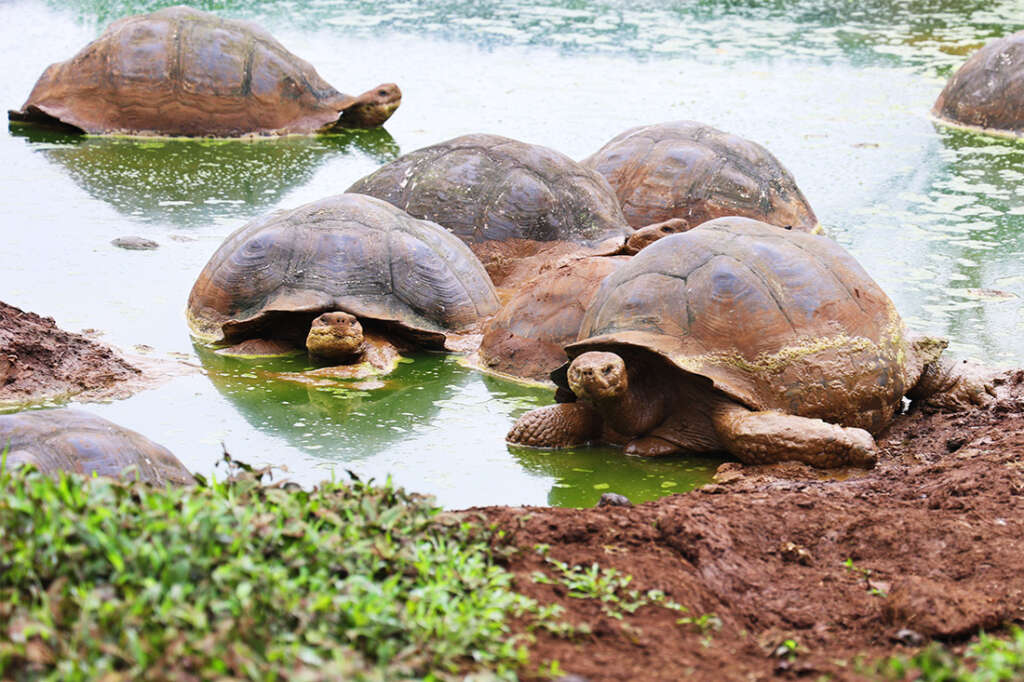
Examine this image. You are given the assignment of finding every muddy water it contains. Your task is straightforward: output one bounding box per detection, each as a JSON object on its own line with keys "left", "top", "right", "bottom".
{"left": 1, "top": 0, "right": 1021, "bottom": 507}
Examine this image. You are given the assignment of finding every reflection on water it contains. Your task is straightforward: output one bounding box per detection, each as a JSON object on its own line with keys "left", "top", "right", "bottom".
{"left": 196, "top": 347, "right": 468, "bottom": 459}
{"left": 50, "top": 0, "right": 1022, "bottom": 74}
{"left": 846, "top": 126, "right": 1024, "bottom": 364}
{"left": 9, "top": 125, "right": 399, "bottom": 225}
{"left": 509, "top": 445, "right": 719, "bottom": 507}
{"left": 196, "top": 347, "right": 722, "bottom": 505}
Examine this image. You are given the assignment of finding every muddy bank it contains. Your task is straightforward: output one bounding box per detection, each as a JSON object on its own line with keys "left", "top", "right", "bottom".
{"left": 478, "top": 369, "right": 1024, "bottom": 680}
{"left": 0, "top": 300, "right": 147, "bottom": 405}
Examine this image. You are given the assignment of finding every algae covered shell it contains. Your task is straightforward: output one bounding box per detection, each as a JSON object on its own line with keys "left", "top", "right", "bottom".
{"left": 0, "top": 408, "right": 193, "bottom": 485}
{"left": 567, "top": 217, "right": 909, "bottom": 435}
{"left": 347, "top": 133, "right": 633, "bottom": 250}
{"left": 580, "top": 121, "right": 819, "bottom": 233}
{"left": 932, "top": 30, "right": 1024, "bottom": 137}
{"left": 8, "top": 6, "right": 400, "bottom": 136}
{"left": 187, "top": 193, "right": 500, "bottom": 349}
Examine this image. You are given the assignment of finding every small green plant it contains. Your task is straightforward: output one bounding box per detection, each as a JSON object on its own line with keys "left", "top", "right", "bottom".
{"left": 874, "top": 627, "right": 1024, "bottom": 680}
{"left": 530, "top": 556, "right": 713, "bottom": 631}
{"left": 843, "top": 557, "right": 888, "bottom": 597}
{"left": 0, "top": 460, "right": 533, "bottom": 680}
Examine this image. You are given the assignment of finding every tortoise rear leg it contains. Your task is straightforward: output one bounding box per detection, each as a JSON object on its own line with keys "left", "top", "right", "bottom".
{"left": 711, "top": 403, "right": 876, "bottom": 469}
{"left": 507, "top": 403, "right": 603, "bottom": 448}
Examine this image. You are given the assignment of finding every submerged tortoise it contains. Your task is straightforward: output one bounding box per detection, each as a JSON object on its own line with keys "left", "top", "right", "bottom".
{"left": 347, "top": 133, "right": 686, "bottom": 290}
{"left": 187, "top": 193, "right": 500, "bottom": 376}
{"left": 8, "top": 6, "right": 401, "bottom": 136}
{"left": 508, "top": 217, "right": 992, "bottom": 468}
{"left": 932, "top": 30, "right": 1024, "bottom": 137}
{"left": 0, "top": 408, "right": 193, "bottom": 485}
{"left": 581, "top": 121, "right": 820, "bottom": 233}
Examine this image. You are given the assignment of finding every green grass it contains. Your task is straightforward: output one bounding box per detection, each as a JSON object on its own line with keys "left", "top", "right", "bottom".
{"left": 0, "top": 458, "right": 530, "bottom": 681}
{"left": 875, "top": 628, "right": 1024, "bottom": 681}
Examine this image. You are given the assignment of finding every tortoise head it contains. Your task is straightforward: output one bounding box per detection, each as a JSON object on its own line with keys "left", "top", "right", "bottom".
{"left": 567, "top": 351, "right": 628, "bottom": 403}
{"left": 622, "top": 218, "right": 689, "bottom": 255}
{"left": 306, "top": 311, "right": 365, "bottom": 363}
{"left": 335, "top": 83, "right": 402, "bottom": 128}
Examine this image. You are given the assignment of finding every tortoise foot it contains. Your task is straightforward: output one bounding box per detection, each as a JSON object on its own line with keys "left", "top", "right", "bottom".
{"left": 507, "top": 403, "right": 602, "bottom": 448}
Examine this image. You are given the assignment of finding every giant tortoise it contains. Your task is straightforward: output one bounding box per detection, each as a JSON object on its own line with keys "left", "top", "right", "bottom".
{"left": 508, "top": 217, "right": 992, "bottom": 468}
{"left": 581, "top": 121, "right": 820, "bottom": 233}
{"left": 187, "top": 193, "right": 499, "bottom": 376}
{"left": 932, "top": 30, "right": 1024, "bottom": 137}
{"left": 1, "top": 408, "right": 192, "bottom": 485}
{"left": 346, "top": 133, "right": 688, "bottom": 290}
{"left": 8, "top": 6, "right": 400, "bottom": 136}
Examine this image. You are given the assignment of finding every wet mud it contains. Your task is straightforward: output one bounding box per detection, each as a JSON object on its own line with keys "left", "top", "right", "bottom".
{"left": 0, "top": 300, "right": 185, "bottom": 406}
{"left": 477, "top": 369, "right": 1024, "bottom": 680}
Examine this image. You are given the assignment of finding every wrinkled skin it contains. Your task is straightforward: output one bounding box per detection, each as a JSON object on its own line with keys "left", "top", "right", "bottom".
{"left": 508, "top": 349, "right": 991, "bottom": 469}
{"left": 305, "top": 311, "right": 403, "bottom": 376}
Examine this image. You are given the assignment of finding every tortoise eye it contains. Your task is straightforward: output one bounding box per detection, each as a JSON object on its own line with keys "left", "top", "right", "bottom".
{"left": 378, "top": 89, "right": 389, "bottom": 97}
{"left": 602, "top": 366, "right": 612, "bottom": 375}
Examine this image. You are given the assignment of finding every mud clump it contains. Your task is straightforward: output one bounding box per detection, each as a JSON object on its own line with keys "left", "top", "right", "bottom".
{"left": 0, "top": 300, "right": 140, "bottom": 405}
{"left": 476, "top": 369, "right": 1024, "bottom": 680}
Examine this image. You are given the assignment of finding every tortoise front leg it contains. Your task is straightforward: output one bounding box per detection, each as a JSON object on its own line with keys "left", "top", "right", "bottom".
{"left": 507, "top": 403, "right": 603, "bottom": 448}
{"left": 907, "top": 357, "right": 995, "bottom": 410}
{"left": 711, "top": 403, "right": 876, "bottom": 469}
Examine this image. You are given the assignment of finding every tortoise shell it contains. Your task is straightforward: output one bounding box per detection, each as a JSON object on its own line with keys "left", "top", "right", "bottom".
{"left": 347, "top": 133, "right": 633, "bottom": 249}
{"left": 932, "top": 31, "right": 1024, "bottom": 136}
{"left": 580, "top": 121, "right": 819, "bottom": 233}
{"left": 479, "top": 256, "right": 627, "bottom": 382}
{"left": 0, "top": 408, "right": 193, "bottom": 485}
{"left": 8, "top": 6, "right": 400, "bottom": 136}
{"left": 566, "top": 217, "right": 909, "bottom": 435}
{"left": 187, "top": 193, "right": 500, "bottom": 348}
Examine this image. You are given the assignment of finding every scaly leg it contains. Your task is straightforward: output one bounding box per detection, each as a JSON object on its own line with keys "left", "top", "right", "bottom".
{"left": 712, "top": 403, "right": 876, "bottom": 468}
{"left": 507, "top": 402, "right": 603, "bottom": 448}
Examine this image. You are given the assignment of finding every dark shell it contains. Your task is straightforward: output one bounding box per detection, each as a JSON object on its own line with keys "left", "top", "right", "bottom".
{"left": 0, "top": 408, "right": 192, "bottom": 485}
{"left": 347, "top": 133, "right": 632, "bottom": 248}
{"left": 8, "top": 6, "right": 399, "bottom": 136}
{"left": 932, "top": 31, "right": 1024, "bottom": 136}
{"left": 567, "top": 217, "right": 909, "bottom": 435}
{"left": 479, "top": 256, "right": 626, "bottom": 381}
{"left": 580, "top": 121, "right": 819, "bottom": 233}
{"left": 187, "top": 193, "right": 500, "bottom": 347}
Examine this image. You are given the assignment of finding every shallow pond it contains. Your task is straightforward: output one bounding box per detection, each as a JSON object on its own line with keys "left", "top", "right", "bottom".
{"left": 1, "top": 0, "right": 1022, "bottom": 507}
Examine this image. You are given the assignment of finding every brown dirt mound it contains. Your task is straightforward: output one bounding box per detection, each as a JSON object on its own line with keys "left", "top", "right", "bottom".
{"left": 0, "top": 300, "right": 141, "bottom": 405}
{"left": 477, "top": 369, "right": 1024, "bottom": 680}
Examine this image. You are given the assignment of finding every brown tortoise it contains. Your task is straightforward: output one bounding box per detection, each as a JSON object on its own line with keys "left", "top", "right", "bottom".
{"left": 475, "top": 256, "right": 628, "bottom": 383}
{"left": 187, "top": 193, "right": 499, "bottom": 376}
{"left": 932, "top": 30, "right": 1024, "bottom": 137}
{"left": 346, "top": 133, "right": 688, "bottom": 291}
{"left": 580, "top": 121, "right": 820, "bottom": 233}
{"left": 8, "top": 6, "right": 400, "bottom": 137}
{"left": 508, "top": 217, "right": 992, "bottom": 468}
{"left": 1, "top": 408, "right": 193, "bottom": 485}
